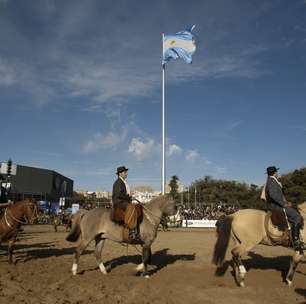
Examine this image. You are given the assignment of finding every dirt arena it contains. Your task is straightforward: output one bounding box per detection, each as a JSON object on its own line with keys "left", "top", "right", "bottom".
{"left": 0, "top": 225, "right": 305, "bottom": 304}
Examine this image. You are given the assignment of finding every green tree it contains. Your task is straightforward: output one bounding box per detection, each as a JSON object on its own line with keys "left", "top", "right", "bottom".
{"left": 280, "top": 168, "right": 306, "bottom": 205}
{"left": 169, "top": 175, "right": 179, "bottom": 200}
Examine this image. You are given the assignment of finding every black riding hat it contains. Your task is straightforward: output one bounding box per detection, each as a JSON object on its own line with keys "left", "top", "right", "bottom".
{"left": 116, "top": 166, "right": 128, "bottom": 175}
{"left": 266, "top": 166, "right": 279, "bottom": 175}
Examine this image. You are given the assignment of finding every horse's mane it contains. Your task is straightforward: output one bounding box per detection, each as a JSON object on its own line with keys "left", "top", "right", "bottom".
{"left": 146, "top": 195, "right": 170, "bottom": 207}
{"left": 11, "top": 198, "right": 36, "bottom": 208}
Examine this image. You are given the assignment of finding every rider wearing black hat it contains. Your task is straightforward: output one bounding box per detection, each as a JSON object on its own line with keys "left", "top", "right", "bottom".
{"left": 265, "top": 166, "right": 305, "bottom": 252}
{"left": 112, "top": 166, "right": 139, "bottom": 241}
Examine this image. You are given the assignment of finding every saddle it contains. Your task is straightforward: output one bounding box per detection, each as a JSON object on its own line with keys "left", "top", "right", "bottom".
{"left": 111, "top": 207, "right": 125, "bottom": 224}
{"left": 111, "top": 204, "right": 143, "bottom": 225}
{"left": 111, "top": 204, "right": 143, "bottom": 243}
{"left": 264, "top": 210, "right": 290, "bottom": 246}
{"left": 270, "top": 210, "right": 288, "bottom": 230}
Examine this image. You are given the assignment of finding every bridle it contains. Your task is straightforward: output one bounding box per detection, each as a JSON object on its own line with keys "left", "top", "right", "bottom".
{"left": 142, "top": 204, "right": 162, "bottom": 226}
{"left": 26, "top": 203, "right": 39, "bottom": 224}
{"left": 3, "top": 203, "right": 38, "bottom": 228}
{"left": 134, "top": 198, "right": 169, "bottom": 227}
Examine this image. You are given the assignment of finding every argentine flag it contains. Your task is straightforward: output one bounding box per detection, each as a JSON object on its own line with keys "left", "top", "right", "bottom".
{"left": 163, "top": 25, "right": 196, "bottom": 65}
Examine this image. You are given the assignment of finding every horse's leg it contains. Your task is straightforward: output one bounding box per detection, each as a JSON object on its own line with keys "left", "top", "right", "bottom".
{"left": 286, "top": 251, "right": 303, "bottom": 286}
{"left": 135, "top": 246, "right": 152, "bottom": 275}
{"left": 95, "top": 237, "right": 107, "bottom": 275}
{"left": 147, "top": 246, "right": 152, "bottom": 265}
{"left": 8, "top": 238, "right": 15, "bottom": 264}
{"left": 72, "top": 239, "right": 90, "bottom": 275}
{"left": 141, "top": 245, "right": 151, "bottom": 278}
{"left": 231, "top": 245, "right": 248, "bottom": 287}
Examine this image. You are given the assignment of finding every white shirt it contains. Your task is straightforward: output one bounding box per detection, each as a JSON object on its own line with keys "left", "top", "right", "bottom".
{"left": 119, "top": 176, "right": 130, "bottom": 195}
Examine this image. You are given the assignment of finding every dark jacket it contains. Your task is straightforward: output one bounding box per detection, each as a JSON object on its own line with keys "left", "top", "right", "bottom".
{"left": 265, "top": 176, "right": 286, "bottom": 210}
{"left": 112, "top": 178, "right": 132, "bottom": 210}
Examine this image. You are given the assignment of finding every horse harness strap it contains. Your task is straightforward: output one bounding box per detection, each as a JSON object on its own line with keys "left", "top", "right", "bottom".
{"left": 142, "top": 206, "right": 161, "bottom": 226}
{"left": 5, "top": 206, "right": 30, "bottom": 226}
{"left": 4, "top": 208, "right": 13, "bottom": 228}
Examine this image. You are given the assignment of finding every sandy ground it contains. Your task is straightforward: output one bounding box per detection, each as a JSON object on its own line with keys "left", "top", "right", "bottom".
{"left": 0, "top": 225, "right": 305, "bottom": 304}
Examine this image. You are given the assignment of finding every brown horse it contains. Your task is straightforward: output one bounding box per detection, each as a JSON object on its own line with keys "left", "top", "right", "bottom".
{"left": 212, "top": 202, "right": 306, "bottom": 287}
{"left": 66, "top": 195, "right": 176, "bottom": 277}
{"left": 0, "top": 199, "right": 38, "bottom": 263}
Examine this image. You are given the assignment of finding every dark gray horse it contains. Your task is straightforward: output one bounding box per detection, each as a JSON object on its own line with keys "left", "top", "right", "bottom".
{"left": 66, "top": 195, "right": 176, "bottom": 277}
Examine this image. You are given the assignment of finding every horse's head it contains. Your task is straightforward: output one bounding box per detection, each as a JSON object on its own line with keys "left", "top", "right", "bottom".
{"left": 161, "top": 195, "right": 177, "bottom": 217}
{"left": 24, "top": 200, "right": 38, "bottom": 224}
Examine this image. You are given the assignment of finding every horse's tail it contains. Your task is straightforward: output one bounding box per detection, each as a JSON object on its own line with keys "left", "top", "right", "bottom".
{"left": 65, "top": 211, "right": 85, "bottom": 242}
{"left": 212, "top": 215, "right": 233, "bottom": 266}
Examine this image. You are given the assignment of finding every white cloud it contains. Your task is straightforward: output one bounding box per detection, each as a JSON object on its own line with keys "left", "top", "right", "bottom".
{"left": 128, "top": 137, "right": 183, "bottom": 160}
{"left": 0, "top": 2, "right": 269, "bottom": 108}
{"left": 185, "top": 150, "right": 199, "bottom": 162}
{"left": 0, "top": 58, "right": 55, "bottom": 105}
{"left": 0, "top": 59, "right": 19, "bottom": 86}
{"left": 82, "top": 130, "right": 126, "bottom": 153}
{"left": 128, "top": 137, "right": 157, "bottom": 161}
{"left": 166, "top": 144, "right": 182, "bottom": 157}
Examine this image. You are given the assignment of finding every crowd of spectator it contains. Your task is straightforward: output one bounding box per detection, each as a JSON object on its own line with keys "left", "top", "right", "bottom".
{"left": 178, "top": 203, "right": 240, "bottom": 220}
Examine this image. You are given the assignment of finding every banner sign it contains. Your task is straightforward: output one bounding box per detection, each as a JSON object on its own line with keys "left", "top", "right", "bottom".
{"left": 182, "top": 219, "right": 217, "bottom": 228}
{"left": 71, "top": 203, "right": 80, "bottom": 214}
{"left": 38, "top": 201, "right": 58, "bottom": 214}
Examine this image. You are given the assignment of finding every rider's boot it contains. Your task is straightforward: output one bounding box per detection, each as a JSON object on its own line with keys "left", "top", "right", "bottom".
{"left": 291, "top": 224, "right": 305, "bottom": 253}
{"left": 128, "top": 227, "right": 142, "bottom": 244}
{"left": 128, "top": 228, "right": 138, "bottom": 239}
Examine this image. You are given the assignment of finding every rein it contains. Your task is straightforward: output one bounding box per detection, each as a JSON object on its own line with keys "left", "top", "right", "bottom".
{"left": 3, "top": 203, "right": 38, "bottom": 228}
{"left": 133, "top": 198, "right": 162, "bottom": 226}
{"left": 4, "top": 209, "right": 13, "bottom": 228}
{"left": 141, "top": 204, "right": 161, "bottom": 226}
{"left": 5, "top": 207, "right": 29, "bottom": 225}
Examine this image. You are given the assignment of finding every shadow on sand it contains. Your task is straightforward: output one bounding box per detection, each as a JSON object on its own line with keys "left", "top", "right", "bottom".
{"left": 295, "top": 288, "right": 306, "bottom": 299}
{"left": 0, "top": 240, "right": 91, "bottom": 263}
{"left": 214, "top": 252, "right": 299, "bottom": 283}
{"left": 103, "top": 248, "right": 195, "bottom": 276}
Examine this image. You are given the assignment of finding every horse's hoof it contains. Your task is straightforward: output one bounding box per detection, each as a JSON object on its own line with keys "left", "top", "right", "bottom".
{"left": 72, "top": 264, "right": 78, "bottom": 275}
{"left": 286, "top": 279, "right": 292, "bottom": 287}
{"left": 239, "top": 281, "right": 245, "bottom": 287}
{"left": 136, "top": 263, "right": 144, "bottom": 272}
{"left": 99, "top": 263, "right": 107, "bottom": 275}
{"left": 143, "top": 274, "right": 150, "bottom": 279}
{"left": 105, "top": 264, "right": 112, "bottom": 272}
{"left": 239, "top": 265, "right": 246, "bottom": 275}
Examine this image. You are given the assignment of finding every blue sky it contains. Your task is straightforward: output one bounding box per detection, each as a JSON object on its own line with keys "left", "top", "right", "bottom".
{"left": 1, "top": 0, "right": 306, "bottom": 192}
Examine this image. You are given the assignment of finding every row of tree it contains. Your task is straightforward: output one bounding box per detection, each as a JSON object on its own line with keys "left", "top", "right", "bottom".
{"left": 169, "top": 167, "right": 306, "bottom": 209}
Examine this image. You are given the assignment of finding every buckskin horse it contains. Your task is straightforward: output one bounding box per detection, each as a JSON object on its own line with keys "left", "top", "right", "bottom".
{"left": 66, "top": 195, "right": 176, "bottom": 277}
{"left": 0, "top": 199, "right": 38, "bottom": 263}
{"left": 212, "top": 202, "right": 306, "bottom": 287}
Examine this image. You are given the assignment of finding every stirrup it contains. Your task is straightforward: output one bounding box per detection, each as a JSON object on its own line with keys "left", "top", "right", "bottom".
{"left": 128, "top": 228, "right": 138, "bottom": 240}
{"left": 293, "top": 240, "right": 305, "bottom": 253}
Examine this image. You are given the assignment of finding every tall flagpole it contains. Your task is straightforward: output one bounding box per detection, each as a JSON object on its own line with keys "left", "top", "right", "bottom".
{"left": 162, "top": 33, "right": 165, "bottom": 195}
